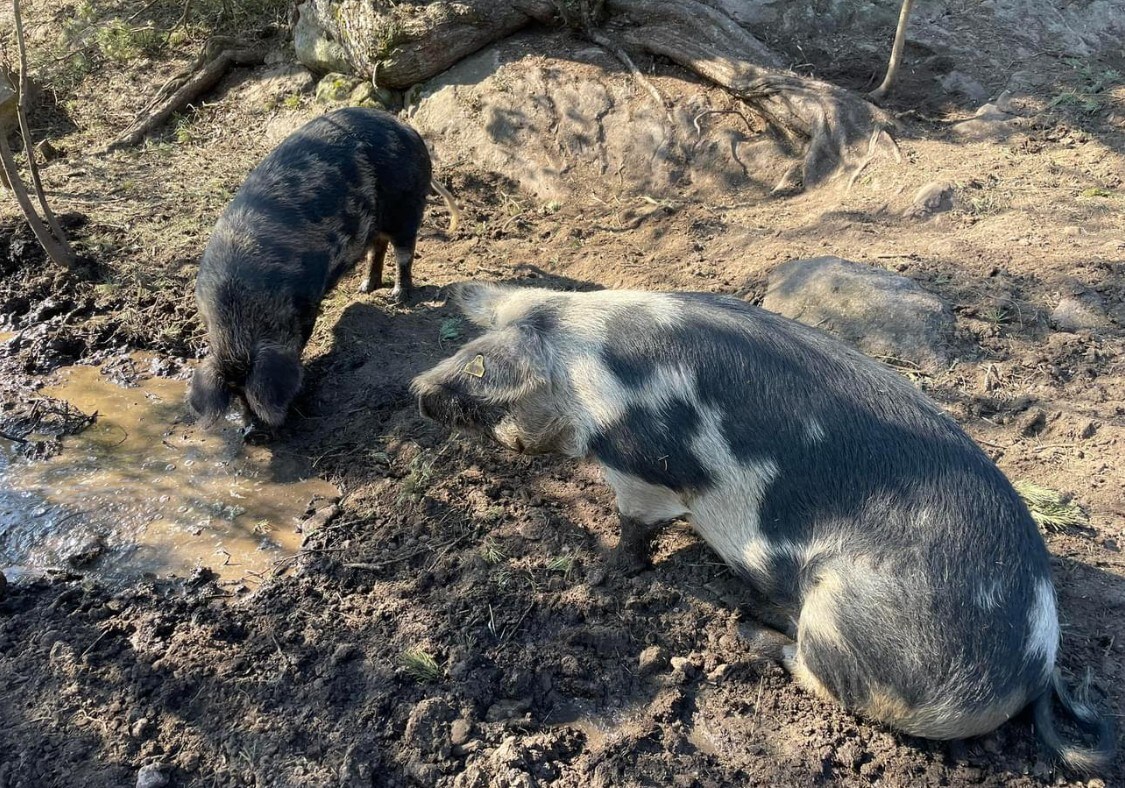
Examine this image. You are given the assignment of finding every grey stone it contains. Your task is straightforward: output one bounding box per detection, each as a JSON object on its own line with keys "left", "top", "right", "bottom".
{"left": 952, "top": 94, "right": 1019, "bottom": 141}
{"left": 450, "top": 717, "right": 474, "bottom": 746}
{"left": 293, "top": 2, "right": 350, "bottom": 75}
{"left": 485, "top": 698, "right": 531, "bottom": 722}
{"left": 348, "top": 81, "right": 382, "bottom": 109}
{"left": 136, "top": 764, "right": 168, "bottom": 788}
{"left": 763, "top": 256, "right": 955, "bottom": 370}
{"left": 939, "top": 71, "right": 989, "bottom": 103}
{"left": 404, "top": 697, "right": 454, "bottom": 745}
{"left": 1051, "top": 293, "right": 1111, "bottom": 332}
{"left": 315, "top": 72, "right": 360, "bottom": 104}
{"left": 905, "top": 181, "right": 954, "bottom": 219}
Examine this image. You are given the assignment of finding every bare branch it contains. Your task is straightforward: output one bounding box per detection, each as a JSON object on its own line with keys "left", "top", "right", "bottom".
{"left": 0, "top": 134, "right": 74, "bottom": 267}
{"left": 12, "top": 0, "right": 76, "bottom": 264}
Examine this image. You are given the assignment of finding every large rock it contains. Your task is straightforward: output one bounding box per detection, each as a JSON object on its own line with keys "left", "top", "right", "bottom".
{"left": 292, "top": 2, "right": 350, "bottom": 75}
{"left": 763, "top": 256, "right": 955, "bottom": 370}
{"left": 408, "top": 35, "right": 787, "bottom": 202}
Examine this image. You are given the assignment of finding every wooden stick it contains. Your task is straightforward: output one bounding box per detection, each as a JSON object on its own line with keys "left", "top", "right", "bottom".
{"left": 869, "top": 0, "right": 915, "bottom": 102}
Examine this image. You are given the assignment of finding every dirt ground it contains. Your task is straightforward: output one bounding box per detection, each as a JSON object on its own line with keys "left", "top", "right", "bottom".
{"left": 1, "top": 0, "right": 1124, "bottom": 786}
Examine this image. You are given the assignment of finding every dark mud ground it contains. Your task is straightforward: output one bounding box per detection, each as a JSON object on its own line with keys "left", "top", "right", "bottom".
{"left": 1, "top": 198, "right": 1123, "bottom": 787}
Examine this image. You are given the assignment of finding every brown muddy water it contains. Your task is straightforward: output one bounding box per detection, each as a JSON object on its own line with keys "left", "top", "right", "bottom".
{"left": 0, "top": 355, "right": 338, "bottom": 591}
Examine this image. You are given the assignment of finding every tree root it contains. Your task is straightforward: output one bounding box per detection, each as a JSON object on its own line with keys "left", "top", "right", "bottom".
{"left": 607, "top": 0, "right": 898, "bottom": 189}
{"left": 297, "top": 0, "right": 902, "bottom": 191}
{"left": 586, "top": 28, "right": 667, "bottom": 110}
{"left": 105, "top": 37, "right": 265, "bottom": 152}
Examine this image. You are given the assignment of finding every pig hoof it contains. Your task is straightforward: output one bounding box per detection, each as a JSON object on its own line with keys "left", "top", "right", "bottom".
{"left": 390, "top": 287, "right": 412, "bottom": 306}
{"left": 241, "top": 423, "right": 273, "bottom": 444}
{"left": 359, "top": 279, "right": 374, "bottom": 294}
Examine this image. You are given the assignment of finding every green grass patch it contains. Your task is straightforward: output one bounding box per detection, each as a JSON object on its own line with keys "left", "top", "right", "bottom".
{"left": 400, "top": 649, "right": 442, "bottom": 683}
{"left": 1014, "top": 480, "right": 1089, "bottom": 532}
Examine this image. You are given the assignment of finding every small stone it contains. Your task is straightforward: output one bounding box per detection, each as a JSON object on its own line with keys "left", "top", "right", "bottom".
{"left": 669, "top": 656, "right": 694, "bottom": 674}
{"left": 130, "top": 717, "right": 151, "bottom": 738}
{"left": 1051, "top": 294, "right": 1110, "bottom": 332}
{"left": 404, "top": 698, "right": 454, "bottom": 744}
{"left": 1102, "top": 539, "right": 1119, "bottom": 553}
{"left": 1019, "top": 408, "right": 1048, "bottom": 437}
{"left": 349, "top": 81, "right": 382, "bottom": 109}
{"left": 136, "top": 764, "right": 168, "bottom": 788}
{"left": 316, "top": 72, "right": 359, "bottom": 104}
{"left": 1078, "top": 421, "right": 1098, "bottom": 440}
{"left": 64, "top": 535, "right": 105, "bottom": 567}
{"left": 405, "top": 759, "right": 440, "bottom": 786}
{"left": 450, "top": 717, "right": 473, "bottom": 746}
{"left": 637, "top": 645, "right": 669, "bottom": 676}
{"left": 904, "top": 181, "right": 954, "bottom": 219}
{"left": 706, "top": 663, "right": 730, "bottom": 682}
{"left": 485, "top": 698, "right": 531, "bottom": 722}
{"left": 35, "top": 139, "right": 63, "bottom": 162}
{"left": 939, "top": 71, "right": 989, "bottom": 103}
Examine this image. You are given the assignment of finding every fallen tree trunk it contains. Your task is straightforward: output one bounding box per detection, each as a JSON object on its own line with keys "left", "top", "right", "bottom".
{"left": 303, "top": 0, "right": 557, "bottom": 89}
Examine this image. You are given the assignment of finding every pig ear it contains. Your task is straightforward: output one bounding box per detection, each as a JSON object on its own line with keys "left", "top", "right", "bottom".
{"left": 446, "top": 281, "right": 510, "bottom": 327}
{"left": 460, "top": 323, "right": 554, "bottom": 402}
{"left": 188, "top": 357, "right": 232, "bottom": 426}
{"left": 245, "top": 346, "right": 302, "bottom": 428}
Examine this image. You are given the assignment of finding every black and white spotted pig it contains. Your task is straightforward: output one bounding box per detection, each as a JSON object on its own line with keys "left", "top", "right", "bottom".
{"left": 412, "top": 282, "right": 1114, "bottom": 772}
{"left": 190, "top": 107, "right": 460, "bottom": 432}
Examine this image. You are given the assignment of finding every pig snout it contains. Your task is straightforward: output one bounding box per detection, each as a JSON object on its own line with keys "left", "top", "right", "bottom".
{"left": 416, "top": 381, "right": 504, "bottom": 433}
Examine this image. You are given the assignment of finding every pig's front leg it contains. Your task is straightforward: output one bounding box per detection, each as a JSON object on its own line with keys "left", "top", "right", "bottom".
{"left": 603, "top": 468, "right": 689, "bottom": 576}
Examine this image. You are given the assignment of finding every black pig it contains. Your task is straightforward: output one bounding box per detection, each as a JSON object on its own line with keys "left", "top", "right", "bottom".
{"left": 190, "top": 107, "right": 459, "bottom": 432}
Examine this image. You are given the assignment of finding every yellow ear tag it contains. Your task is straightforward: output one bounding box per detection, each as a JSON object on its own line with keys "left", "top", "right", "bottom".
{"left": 463, "top": 354, "right": 486, "bottom": 378}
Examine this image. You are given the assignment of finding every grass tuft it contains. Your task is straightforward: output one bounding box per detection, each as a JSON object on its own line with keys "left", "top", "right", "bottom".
{"left": 400, "top": 649, "right": 443, "bottom": 683}
{"left": 1014, "top": 480, "right": 1089, "bottom": 532}
{"left": 546, "top": 555, "right": 574, "bottom": 575}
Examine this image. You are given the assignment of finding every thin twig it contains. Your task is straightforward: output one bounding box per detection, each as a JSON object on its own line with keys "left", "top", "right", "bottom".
{"left": 80, "top": 628, "right": 110, "bottom": 658}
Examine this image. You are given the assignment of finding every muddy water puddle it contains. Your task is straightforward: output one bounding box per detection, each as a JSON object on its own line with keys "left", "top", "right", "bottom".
{"left": 0, "top": 356, "right": 337, "bottom": 591}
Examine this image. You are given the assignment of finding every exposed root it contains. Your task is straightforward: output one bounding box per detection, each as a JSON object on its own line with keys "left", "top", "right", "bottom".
{"left": 586, "top": 28, "right": 667, "bottom": 110}
{"left": 105, "top": 37, "right": 265, "bottom": 152}
{"left": 608, "top": 0, "right": 898, "bottom": 189}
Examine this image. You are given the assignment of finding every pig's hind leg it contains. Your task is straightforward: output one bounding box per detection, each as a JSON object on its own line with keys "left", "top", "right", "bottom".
{"left": 359, "top": 236, "right": 390, "bottom": 294}
{"left": 389, "top": 239, "right": 416, "bottom": 305}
